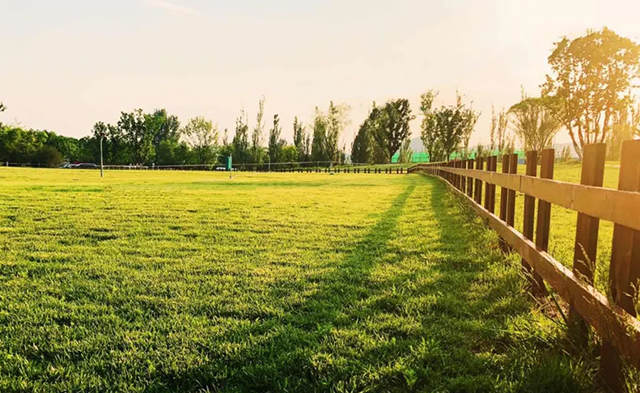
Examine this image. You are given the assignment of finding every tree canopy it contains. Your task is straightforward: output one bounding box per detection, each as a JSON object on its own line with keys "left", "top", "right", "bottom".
{"left": 421, "top": 92, "right": 480, "bottom": 162}
{"left": 508, "top": 94, "right": 562, "bottom": 154}
{"left": 542, "top": 27, "right": 640, "bottom": 158}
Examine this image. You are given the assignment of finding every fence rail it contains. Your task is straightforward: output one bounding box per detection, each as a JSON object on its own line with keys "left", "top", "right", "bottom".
{"left": 409, "top": 140, "right": 640, "bottom": 392}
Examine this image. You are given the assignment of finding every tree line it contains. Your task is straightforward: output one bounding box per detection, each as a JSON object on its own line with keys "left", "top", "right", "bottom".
{"left": 2, "top": 28, "right": 639, "bottom": 167}
{"left": 0, "top": 99, "right": 351, "bottom": 168}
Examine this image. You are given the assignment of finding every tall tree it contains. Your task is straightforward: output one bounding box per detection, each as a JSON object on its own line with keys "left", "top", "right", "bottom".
{"left": 371, "top": 99, "right": 414, "bottom": 163}
{"left": 421, "top": 91, "right": 479, "bottom": 161}
{"left": 304, "top": 132, "right": 311, "bottom": 163}
{"left": 435, "top": 97, "right": 479, "bottom": 160}
{"left": 232, "top": 109, "right": 250, "bottom": 166}
{"left": 459, "top": 93, "right": 479, "bottom": 157}
{"left": 420, "top": 91, "right": 443, "bottom": 162}
{"left": 351, "top": 118, "right": 373, "bottom": 164}
{"left": 293, "top": 116, "right": 308, "bottom": 162}
{"left": 542, "top": 28, "right": 640, "bottom": 158}
{"left": 607, "top": 103, "right": 640, "bottom": 160}
{"left": 118, "top": 109, "right": 155, "bottom": 165}
{"left": 324, "top": 101, "right": 350, "bottom": 165}
{"left": 182, "top": 117, "right": 218, "bottom": 164}
{"left": 0, "top": 102, "right": 5, "bottom": 127}
{"left": 222, "top": 128, "right": 229, "bottom": 146}
{"left": 268, "top": 114, "right": 285, "bottom": 164}
{"left": 281, "top": 145, "right": 298, "bottom": 163}
{"left": 508, "top": 94, "right": 562, "bottom": 154}
{"left": 489, "top": 106, "right": 508, "bottom": 153}
{"left": 397, "top": 137, "right": 413, "bottom": 164}
{"left": 251, "top": 96, "right": 266, "bottom": 164}
{"left": 311, "top": 108, "right": 327, "bottom": 162}
{"left": 146, "top": 109, "right": 180, "bottom": 155}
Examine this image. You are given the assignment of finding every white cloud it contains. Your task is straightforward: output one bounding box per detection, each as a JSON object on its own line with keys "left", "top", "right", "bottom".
{"left": 145, "top": 0, "right": 198, "bottom": 15}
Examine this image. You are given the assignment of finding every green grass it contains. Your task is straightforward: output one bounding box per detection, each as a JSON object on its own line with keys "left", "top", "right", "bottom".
{"left": 0, "top": 168, "right": 606, "bottom": 392}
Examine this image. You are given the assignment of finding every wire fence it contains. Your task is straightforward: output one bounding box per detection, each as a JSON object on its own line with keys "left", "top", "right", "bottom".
{"left": 0, "top": 161, "right": 406, "bottom": 172}
{"left": 2, "top": 160, "right": 410, "bottom": 172}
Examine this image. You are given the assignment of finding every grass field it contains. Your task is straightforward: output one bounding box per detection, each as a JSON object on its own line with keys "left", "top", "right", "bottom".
{"left": 0, "top": 167, "right": 613, "bottom": 392}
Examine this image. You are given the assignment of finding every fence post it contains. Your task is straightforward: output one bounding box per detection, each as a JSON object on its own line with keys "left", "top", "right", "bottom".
{"left": 490, "top": 156, "right": 497, "bottom": 212}
{"left": 506, "top": 153, "right": 518, "bottom": 227}
{"left": 446, "top": 161, "right": 450, "bottom": 183}
{"left": 453, "top": 161, "right": 458, "bottom": 186}
{"left": 568, "top": 143, "right": 606, "bottom": 347}
{"left": 452, "top": 161, "right": 457, "bottom": 187}
{"left": 500, "top": 154, "right": 510, "bottom": 222}
{"left": 521, "top": 150, "right": 547, "bottom": 296}
{"left": 602, "top": 140, "right": 640, "bottom": 391}
{"left": 535, "top": 149, "right": 554, "bottom": 253}
{"left": 499, "top": 154, "right": 511, "bottom": 252}
{"left": 484, "top": 157, "right": 490, "bottom": 210}
{"left": 467, "top": 159, "right": 474, "bottom": 197}
{"left": 461, "top": 160, "right": 466, "bottom": 192}
{"left": 484, "top": 156, "right": 496, "bottom": 213}
{"left": 474, "top": 157, "right": 483, "bottom": 204}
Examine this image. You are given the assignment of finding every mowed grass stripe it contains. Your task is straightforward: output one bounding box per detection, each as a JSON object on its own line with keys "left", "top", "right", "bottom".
{"left": 0, "top": 168, "right": 601, "bottom": 392}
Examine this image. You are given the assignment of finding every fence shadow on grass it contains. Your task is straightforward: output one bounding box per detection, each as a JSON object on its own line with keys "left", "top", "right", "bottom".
{"left": 421, "top": 177, "right": 596, "bottom": 393}
{"left": 162, "top": 176, "right": 597, "bottom": 393}
{"left": 155, "top": 180, "right": 416, "bottom": 391}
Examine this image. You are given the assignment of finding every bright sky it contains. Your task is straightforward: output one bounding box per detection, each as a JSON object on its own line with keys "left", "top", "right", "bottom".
{"left": 1, "top": 0, "right": 639, "bottom": 149}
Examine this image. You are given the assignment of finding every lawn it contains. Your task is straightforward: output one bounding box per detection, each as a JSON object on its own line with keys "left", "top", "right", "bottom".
{"left": 0, "top": 168, "right": 604, "bottom": 392}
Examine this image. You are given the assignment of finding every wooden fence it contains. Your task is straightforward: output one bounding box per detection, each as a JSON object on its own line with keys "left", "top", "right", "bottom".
{"left": 408, "top": 140, "right": 640, "bottom": 392}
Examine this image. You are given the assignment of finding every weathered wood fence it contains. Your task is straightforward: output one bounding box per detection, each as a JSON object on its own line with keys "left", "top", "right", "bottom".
{"left": 409, "top": 140, "right": 640, "bottom": 392}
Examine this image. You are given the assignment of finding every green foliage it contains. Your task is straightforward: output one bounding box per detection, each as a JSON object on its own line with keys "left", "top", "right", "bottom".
{"left": 420, "top": 90, "right": 444, "bottom": 163}
{"left": 543, "top": 27, "right": 640, "bottom": 158}
{"left": 156, "top": 140, "right": 188, "bottom": 165}
{"left": 280, "top": 145, "right": 298, "bottom": 163}
{"left": 146, "top": 109, "right": 181, "bottom": 152}
{"left": 352, "top": 102, "right": 407, "bottom": 165}
{"left": 251, "top": 96, "right": 266, "bottom": 164}
{"left": 182, "top": 117, "right": 219, "bottom": 165}
{"left": 33, "top": 145, "right": 64, "bottom": 167}
{"left": 311, "top": 107, "right": 328, "bottom": 162}
{"left": 459, "top": 93, "right": 480, "bottom": 156}
{"left": 397, "top": 137, "right": 413, "bottom": 164}
{"left": 88, "top": 109, "right": 186, "bottom": 166}
{"left": 490, "top": 106, "right": 509, "bottom": 153}
{"left": 325, "top": 101, "right": 350, "bottom": 164}
{"left": 118, "top": 109, "right": 155, "bottom": 165}
{"left": 351, "top": 117, "right": 373, "bottom": 164}
{"left": 0, "top": 169, "right": 605, "bottom": 392}
{"left": 421, "top": 92, "right": 480, "bottom": 161}
{"left": 293, "top": 117, "right": 310, "bottom": 162}
{"left": 268, "top": 114, "right": 286, "bottom": 164}
{"left": 607, "top": 103, "right": 640, "bottom": 160}
{"left": 371, "top": 99, "right": 415, "bottom": 163}
{"left": 222, "top": 128, "right": 229, "bottom": 146}
{"left": 0, "top": 102, "right": 6, "bottom": 127}
{"left": 508, "top": 93, "right": 561, "bottom": 154}
{"left": 232, "top": 109, "right": 250, "bottom": 166}
{"left": 0, "top": 126, "right": 78, "bottom": 164}
{"left": 310, "top": 102, "right": 350, "bottom": 165}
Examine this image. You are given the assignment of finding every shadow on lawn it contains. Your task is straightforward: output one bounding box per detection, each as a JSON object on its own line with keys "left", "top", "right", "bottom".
{"left": 156, "top": 179, "right": 417, "bottom": 391}
{"left": 162, "top": 176, "right": 596, "bottom": 393}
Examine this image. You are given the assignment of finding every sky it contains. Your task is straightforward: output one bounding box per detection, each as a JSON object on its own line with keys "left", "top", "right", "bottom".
{"left": 1, "top": 0, "right": 640, "bottom": 150}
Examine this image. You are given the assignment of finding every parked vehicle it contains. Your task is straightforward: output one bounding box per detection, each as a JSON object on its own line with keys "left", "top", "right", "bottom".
{"left": 71, "top": 163, "right": 98, "bottom": 169}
